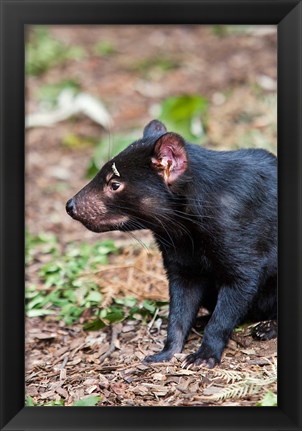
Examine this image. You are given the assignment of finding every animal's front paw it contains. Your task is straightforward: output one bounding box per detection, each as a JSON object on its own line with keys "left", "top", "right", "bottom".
{"left": 182, "top": 349, "right": 220, "bottom": 369}
{"left": 144, "top": 350, "right": 174, "bottom": 364}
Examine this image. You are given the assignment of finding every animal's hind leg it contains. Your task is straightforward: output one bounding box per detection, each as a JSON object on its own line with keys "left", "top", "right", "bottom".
{"left": 247, "top": 275, "right": 277, "bottom": 322}
{"left": 251, "top": 320, "right": 277, "bottom": 341}
{"left": 246, "top": 274, "right": 277, "bottom": 341}
{"left": 183, "top": 280, "right": 258, "bottom": 368}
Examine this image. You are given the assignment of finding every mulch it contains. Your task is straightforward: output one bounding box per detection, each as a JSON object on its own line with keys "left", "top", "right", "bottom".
{"left": 26, "top": 313, "right": 277, "bottom": 406}
{"left": 26, "top": 247, "right": 277, "bottom": 407}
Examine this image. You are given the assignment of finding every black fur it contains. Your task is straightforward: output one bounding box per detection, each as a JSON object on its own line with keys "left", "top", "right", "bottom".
{"left": 66, "top": 120, "right": 277, "bottom": 368}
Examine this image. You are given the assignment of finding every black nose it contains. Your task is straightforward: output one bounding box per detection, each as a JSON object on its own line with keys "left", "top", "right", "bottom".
{"left": 66, "top": 198, "right": 75, "bottom": 215}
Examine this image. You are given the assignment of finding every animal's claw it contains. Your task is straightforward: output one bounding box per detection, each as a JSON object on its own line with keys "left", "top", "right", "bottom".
{"left": 182, "top": 352, "right": 219, "bottom": 369}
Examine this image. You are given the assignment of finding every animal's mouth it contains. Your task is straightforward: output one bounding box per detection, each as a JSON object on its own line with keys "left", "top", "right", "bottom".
{"left": 75, "top": 215, "right": 130, "bottom": 233}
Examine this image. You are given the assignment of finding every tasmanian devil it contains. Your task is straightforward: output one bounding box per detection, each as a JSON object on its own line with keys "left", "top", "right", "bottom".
{"left": 66, "top": 119, "right": 277, "bottom": 368}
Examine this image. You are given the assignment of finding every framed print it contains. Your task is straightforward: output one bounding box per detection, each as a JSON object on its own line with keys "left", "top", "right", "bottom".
{"left": 1, "top": 1, "right": 301, "bottom": 430}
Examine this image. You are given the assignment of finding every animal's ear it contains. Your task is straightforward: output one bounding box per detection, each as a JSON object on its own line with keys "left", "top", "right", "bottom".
{"left": 143, "top": 120, "right": 167, "bottom": 138}
{"left": 152, "top": 133, "right": 187, "bottom": 185}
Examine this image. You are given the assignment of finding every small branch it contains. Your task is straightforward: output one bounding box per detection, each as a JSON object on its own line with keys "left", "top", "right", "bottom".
{"left": 147, "top": 308, "right": 159, "bottom": 332}
{"left": 99, "top": 325, "right": 121, "bottom": 363}
{"left": 191, "top": 328, "right": 203, "bottom": 338}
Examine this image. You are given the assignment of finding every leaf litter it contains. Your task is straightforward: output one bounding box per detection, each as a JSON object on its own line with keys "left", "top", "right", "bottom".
{"left": 26, "top": 246, "right": 277, "bottom": 407}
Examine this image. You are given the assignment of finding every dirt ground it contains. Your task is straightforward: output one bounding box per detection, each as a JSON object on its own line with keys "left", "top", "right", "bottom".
{"left": 25, "top": 25, "right": 277, "bottom": 407}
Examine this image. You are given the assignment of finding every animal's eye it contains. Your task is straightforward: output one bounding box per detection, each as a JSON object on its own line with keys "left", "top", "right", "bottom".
{"left": 110, "top": 181, "right": 121, "bottom": 191}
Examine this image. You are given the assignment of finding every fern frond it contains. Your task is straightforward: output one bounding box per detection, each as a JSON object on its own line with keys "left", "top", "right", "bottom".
{"left": 211, "top": 369, "right": 248, "bottom": 383}
{"left": 211, "top": 381, "right": 261, "bottom": 401}
{"left": 263, "top": 357, "right": 277, "bottom": 377}
{"left": 203, "top": 375, "right": 277, "bottom": 401}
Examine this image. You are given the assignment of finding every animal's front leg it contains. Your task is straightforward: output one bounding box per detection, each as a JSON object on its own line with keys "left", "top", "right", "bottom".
{"left": 144, "top": 277, "right": 204, "bottom": 363}
{"left": 183, "top": 282, "right": 257, "bottom": 368}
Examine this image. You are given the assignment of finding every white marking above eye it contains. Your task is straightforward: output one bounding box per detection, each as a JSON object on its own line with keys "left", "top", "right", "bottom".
{"left": 112, "top": 162, "right": 120, "bottom": 177}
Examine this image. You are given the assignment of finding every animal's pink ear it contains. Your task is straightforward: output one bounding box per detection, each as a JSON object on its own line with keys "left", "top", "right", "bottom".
{"left": 152, "top": 133, "right": 188, "bottom": 185}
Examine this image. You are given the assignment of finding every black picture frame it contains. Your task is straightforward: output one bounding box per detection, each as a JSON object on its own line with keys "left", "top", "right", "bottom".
{"left": 1, "top": 1, "right": 301, "bottom": 430}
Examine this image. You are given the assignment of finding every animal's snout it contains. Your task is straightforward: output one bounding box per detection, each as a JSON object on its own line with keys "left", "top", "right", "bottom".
{"left": 66, "top": 198, "right": 76, "bottom": 216}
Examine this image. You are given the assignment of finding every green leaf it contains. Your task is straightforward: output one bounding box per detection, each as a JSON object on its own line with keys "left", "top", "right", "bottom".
{"left": 212, "top": 25, "right": 253, "bottom": 37}
{"left": 26, "top": 232, "right": 121, "bottom": 325}
{"left": 257, "top": 391, "right": 277, "bottom": 407}
{"left": 62, "top": 134, "right": 97, "bottom": 150}
{"left": 25, "top": 396, "right": 36, "bottom": 406}
{"left": 90, "top": 255, "right": 108, "bottom": 266}
{"left": 103, "top": 307, "right": 125, "bottom": 323}
{"left": 27, "top": 295, "right": 46, "bottom": 310}
{"left": 159, "top": 95, "right": 208, "bottom": 143}
{"left": 26, "top": 309, "right": 55, "bottom": 317}
{"left": 39, "top": 262, "right": 62, "bottom": 275}
{"left": 94, "top": 41, "right": 116, "bottom": 56}
{"left": 73, "top": 395, "right": 101, "bottom": 406}
{"left": 86, "top": 135, "right": 135, "bottom": 178}
{"left": 25, "top": 231, "right": 58, "bottom": 264}
{"left": 60, "top": 304, "right": 83, "bottom": 321}
{"left": 26, "top": 27, "right": 85, "bottom": 76}
{"left": 43, "top": 399, "right": 65, "bottom": 406}
{"left": 83, "top": 318, "right": 107, "bottom": 331}
{"left": 25, "top": 285, "right": 40, "bottom": 299}
{"left": 85, "top": 291, "right": 102, "bottom": 303}
{"left": 37, "top": 80, "right": 81, "bottom": 107}
{"left": 130, "top": 56, "right": 180, "bottom": 75}
{"left": 142, "top": 300, "right": 156, "bottom": 313}
{"left": 94, "top": 241, "right": 118, "bottom": 254}
{"left": 115, "top": 296, "right": 137, "bottom": 308}
{"left": 160, "top": 95, "right": 207, "bottom": 121}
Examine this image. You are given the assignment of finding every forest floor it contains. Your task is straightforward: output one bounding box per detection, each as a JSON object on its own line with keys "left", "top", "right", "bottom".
{"left": 25, "top": 25, "right": 277, "bottom": 407}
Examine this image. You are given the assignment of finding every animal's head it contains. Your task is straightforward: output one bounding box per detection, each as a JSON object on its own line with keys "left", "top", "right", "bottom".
{"left": 66, "top": 120, "right": 189, "bottom": 233}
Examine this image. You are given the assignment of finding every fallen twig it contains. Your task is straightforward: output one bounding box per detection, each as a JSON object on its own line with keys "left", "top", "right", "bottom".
{"left": 99, "top": 325, "right": 122, "bottom": 363}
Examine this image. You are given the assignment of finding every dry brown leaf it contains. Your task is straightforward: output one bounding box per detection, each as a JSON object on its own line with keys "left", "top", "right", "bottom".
{"left": 55, "top": 387, "right": 68, "bottom": 398}
{"left": 153, "top": 389, "right": 169, "bottom": 397}
{"left": 176, "top": 379, "right": 190, "bottom": 393}
{"left": 131, "top": 385, "right": 149, "bottom": 395}
{"left": 68, "top": 358, "right": 82, "bottom": 366}
{"left": 189, "top": 381, "right": 200, "bottom": 393}
{"left": 152, "top": 373, "right": 166, "bottom": 381}
{"left": 171, "top": 370, "right": 196, "bottom": 376}
{"left": 26, "top": 385, "right": 39, "bottom": 396}
{"left": 241, "top": 348, "right": 256, "bottom": 355}
{"left": 59, "top": 369, "right": 67, "bottom": 381}
{"left": 34, "top": 333, "right": 56, "bottom": 340}
{"left": 40, "top": 390, "right": 55, "bottom": 399}
{"left": 86, "top": 385, "right": 99, "bottom": 394}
